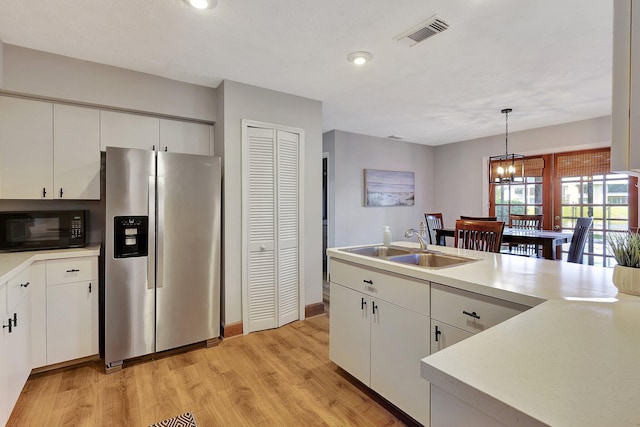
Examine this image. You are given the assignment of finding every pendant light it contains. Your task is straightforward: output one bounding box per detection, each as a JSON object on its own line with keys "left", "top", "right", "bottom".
{"left": 489, "top": 108, "right": 524, "bottom": 184}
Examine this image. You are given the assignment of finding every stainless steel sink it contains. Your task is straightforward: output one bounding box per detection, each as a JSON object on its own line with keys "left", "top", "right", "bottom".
{"left": 387, "top": 252, "right": 475, "bottom": 268}
{"left": 341, "top": 245, "right": 413, "bottom": 257}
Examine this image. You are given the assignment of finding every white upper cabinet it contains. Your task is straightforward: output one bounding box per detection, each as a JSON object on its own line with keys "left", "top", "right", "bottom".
{"left": 53, "top": 104, "right": 101, "bottom": 199}
{"left": 100, "top": 110, "right": 159, "bottom": 151}
{"left": 0, "top": 97, "right": 100, "bottom": 200}
{"left": 0, "top": 97, "right": 54, "bottom": 199}
{"left": 101, "top": 111, "right": 213, "bottom": 155}
{"left": 612, "top": 0, "right": 640, "bottom": 173}
{"left": 160, "top": 119, "right": 212, "bottom": 155}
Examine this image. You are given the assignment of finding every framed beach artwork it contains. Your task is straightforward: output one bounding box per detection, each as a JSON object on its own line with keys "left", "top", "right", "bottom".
{"left": 364, "top": 169, "right": 415, "bottom": 207}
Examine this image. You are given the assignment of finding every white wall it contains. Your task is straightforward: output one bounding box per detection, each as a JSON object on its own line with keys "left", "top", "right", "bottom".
{"left": 433, "top": 116, "right": 612, "bottom": 227}
{"left": 220, "top": 80, "right": 323, "bottom": 327}
{"left": 324, "top": 130, "right": 435, "bottom": 248}
{"left": 2, "top": 44, "right": 216, "bottom": 121}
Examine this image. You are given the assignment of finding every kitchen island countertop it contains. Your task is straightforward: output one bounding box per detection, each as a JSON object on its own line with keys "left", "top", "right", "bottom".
{"left": 327, "top": 242, "right": 640, "bottom": 426}
{"left": 327, "top": 242, "right": 621, "bottom": 307}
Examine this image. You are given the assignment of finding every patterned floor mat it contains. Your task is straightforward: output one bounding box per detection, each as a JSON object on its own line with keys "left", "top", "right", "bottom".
{"left": 148, "top": 411, "right": 198, "bottom": 427}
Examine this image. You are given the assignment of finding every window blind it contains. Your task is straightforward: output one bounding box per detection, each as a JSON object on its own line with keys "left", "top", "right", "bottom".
{"left": 556, "top": 149, "right": 610, "bottom": 178}
{"left": 489, "top": 156, "right": 545, "bottom": 178}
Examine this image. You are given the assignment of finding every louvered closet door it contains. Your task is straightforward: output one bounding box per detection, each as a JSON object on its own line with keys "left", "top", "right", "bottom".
{"left": 247, "top": 127, "right": 277, "bottom": 332}
{"left": 277, "top": 130, "right": 299, "bottom": 327}
{"left": 246, "top": 125, "right": 301, "bottom": 333}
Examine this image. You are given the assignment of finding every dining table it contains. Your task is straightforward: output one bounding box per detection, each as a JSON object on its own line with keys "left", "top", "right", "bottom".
{"left": 434, "top": 227, "right": 573, "bottom": 260}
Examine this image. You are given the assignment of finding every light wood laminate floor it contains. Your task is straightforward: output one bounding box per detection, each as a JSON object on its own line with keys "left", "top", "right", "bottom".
{"left": 8, "top": 315, "right": 416, "bottom": 426}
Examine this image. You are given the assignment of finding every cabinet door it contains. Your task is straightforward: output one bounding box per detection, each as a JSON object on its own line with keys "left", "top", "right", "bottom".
{"left": 53, "top": 104, "right": 100, "bottom": 199}
{"left": 100, "top": 110, "right": 159, "bottom": 151}
{"left": 5, "top": 291, "right": 31, "bottom": 414}
{"left": 0, "top": 285, "right": 8, "bottom": 426}
{"left": 370, "top": 298, "right": 430, "bottom": 426}
{"left": 329, "top": 282, "right": 371, "bottom": 385}
{"left": 0, "top": 96, "right": 53, "bottom": 199}
{"left": 47, "top": 280, "right": 98, "bottom": 365}
{"left": 30, "top": 261, "right": 47, "bottom": 369}
{"left": 160, "top": 119, "right": 211, "bottom": 155}
{"left": 431, "top": 319, "right": 473, "bottom": 354}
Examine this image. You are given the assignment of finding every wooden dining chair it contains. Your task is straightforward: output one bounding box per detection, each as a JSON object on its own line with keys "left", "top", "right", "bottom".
{"left": 508, "top": 214, "right": 543, "bottom": 257}
{"left": 460, "top": 215, "right": 497, "bottom": 221}
{"left": 424, "top": 213, "right": 444, "bottom": 245}
{"left": 454, "top": 220, "right": 505, "bottom": 253}
{"left": 567, "top": 217, "right": 593, "bottom": 264}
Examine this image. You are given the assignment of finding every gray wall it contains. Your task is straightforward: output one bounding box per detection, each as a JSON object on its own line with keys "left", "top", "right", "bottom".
{"left": 0, "top": 39, "right": 4, "bottom": 88}
{"left": 433, "top": 116, "right": 613, "bottom": 227}
{"left": 0, "top": 45, "right": 220, "bottom": 247}
{"left": 220, "top": 80, "right": 323, "bottom": 327}
{"left": 2, "top": 44, "right": 216, "bottom": 121}
{"left": 324, "top": 130, "right": 436, "bottom": 248}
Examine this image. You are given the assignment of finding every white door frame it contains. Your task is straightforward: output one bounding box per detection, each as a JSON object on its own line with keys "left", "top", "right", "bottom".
{"left": 241, "top": 119, "right": 306, "bottom": 334}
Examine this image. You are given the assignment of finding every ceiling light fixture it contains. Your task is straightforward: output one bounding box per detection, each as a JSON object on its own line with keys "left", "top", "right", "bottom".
{"left": 183, "top": 0, "right": 217, "bottom": 10}
{"left": 348, "top": 51, "right": 373, "bottom": 65}
{"left": 489, "top": 108, "right": 524, "bottom": 184}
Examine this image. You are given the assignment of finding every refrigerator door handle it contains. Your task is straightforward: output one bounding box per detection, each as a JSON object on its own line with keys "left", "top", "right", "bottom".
{"left": 156, "top": 176, "right": 165, "bottom": 288}
{"left": 148, "top": 176, "right": 156, "bottom": 290}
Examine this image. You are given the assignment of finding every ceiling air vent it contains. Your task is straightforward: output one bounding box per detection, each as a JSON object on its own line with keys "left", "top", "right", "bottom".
{"left": 395, "top": 14, "right": 449, "bottom": 47}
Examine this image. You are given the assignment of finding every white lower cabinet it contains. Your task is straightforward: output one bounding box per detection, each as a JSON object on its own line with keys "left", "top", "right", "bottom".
{"left": 329, "top": 283, "right": 371, "bottom": 384}
{"left": 431, "top": 385, "right": 509, "bottom": 427}
{"left": 329, "top": 260, "right": 430, "bottom": 425}
{"left": 370, "top": 298, "right": 430, "bottom": 423}
{"left": 0, "top": 282, "right": 8, "bottom": 426}
{"left": 45, "top": 257, "right": 99, "bottom": 365}
{"left": 4, "top": 268, "right": 32, "bottom": 424}
{"left": 30, "top": 261, "right": 47, "bottom": 369}
{"left": 430, "top": 283, "right": 529, "bottom": 337}
{"left": 429, "top": 282, "right": 530, "bottom": 426}
{"left": 46, "top": 280, "right": 98, "bottom": 365}
{"left": 0, "top": 251, "right": 99, "bottom": 426}
{"left": 430, "top": 319, "right": 473, "bottom": 354}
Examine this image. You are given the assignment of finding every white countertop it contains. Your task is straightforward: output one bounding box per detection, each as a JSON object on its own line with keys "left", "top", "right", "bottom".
{"left": 327, "top": 242, "right": 640, "bottom": 426}
{"left": 421, "top": 299, "right": 640, "bottom": 426}
{"left": 0, "top": 244, "right": 101, "bottom": 284}
{"left": 327, "top": 242, "right": 620, "bottom": 307}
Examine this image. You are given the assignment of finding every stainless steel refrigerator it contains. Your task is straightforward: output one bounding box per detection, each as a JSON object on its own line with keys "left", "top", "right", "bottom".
{"left": 104, "top": 147, "right": 221, "bottom": 371}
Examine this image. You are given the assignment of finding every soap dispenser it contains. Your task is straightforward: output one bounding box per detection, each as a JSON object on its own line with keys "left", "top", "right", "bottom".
{"left": 383, "top": 226, "right": 392, "bottom": 246}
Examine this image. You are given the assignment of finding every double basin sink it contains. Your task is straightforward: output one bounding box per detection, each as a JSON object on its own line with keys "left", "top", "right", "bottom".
{"left": 340, "top": 245, "right": 476, "bottom": 269}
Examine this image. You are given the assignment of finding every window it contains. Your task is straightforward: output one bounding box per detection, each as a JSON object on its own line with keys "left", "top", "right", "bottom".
{"left": 490, "top": 148, "right": 638, "bottom": 266}
{"left": 490, "top": 156, "right": 551, "bottom": 229}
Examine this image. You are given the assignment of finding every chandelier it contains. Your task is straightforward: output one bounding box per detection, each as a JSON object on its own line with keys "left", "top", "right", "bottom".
{"left": 489, "top": 108, "right": 524, "bottom": 184}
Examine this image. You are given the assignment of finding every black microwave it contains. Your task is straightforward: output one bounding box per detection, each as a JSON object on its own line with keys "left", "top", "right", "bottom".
{"left": 0, "top": 210, "right": 88, "bottom": 252}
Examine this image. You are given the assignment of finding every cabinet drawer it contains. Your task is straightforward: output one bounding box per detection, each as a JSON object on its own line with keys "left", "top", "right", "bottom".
{"left": 46, "top": 257, "right": 97, "bottom": 285}
{"left": 431, "top": 283, "right": 528, "bottom": 334}
{"left": 330, "top": 260, "right": 429, "bottom": 315}
{"left": 7, "top": 266, "right": 31, "bottom": 311}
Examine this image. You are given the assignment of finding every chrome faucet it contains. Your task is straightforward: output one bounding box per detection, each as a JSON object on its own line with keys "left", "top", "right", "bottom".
{"left": 405, "top": 221, "right": 428, "bottom": 250}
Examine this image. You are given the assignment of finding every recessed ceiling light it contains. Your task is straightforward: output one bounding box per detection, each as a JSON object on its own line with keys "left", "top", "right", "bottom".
{"left": 184, "top": 0, "right": 217, "bottom": 10}
{"left": 347, "top": 51, "right": 373, "bottom": 65}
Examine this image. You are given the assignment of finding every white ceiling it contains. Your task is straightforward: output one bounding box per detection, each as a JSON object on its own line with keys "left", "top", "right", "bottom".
{"left": 0, "top": 0, "right": 613, "bottom": 146}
